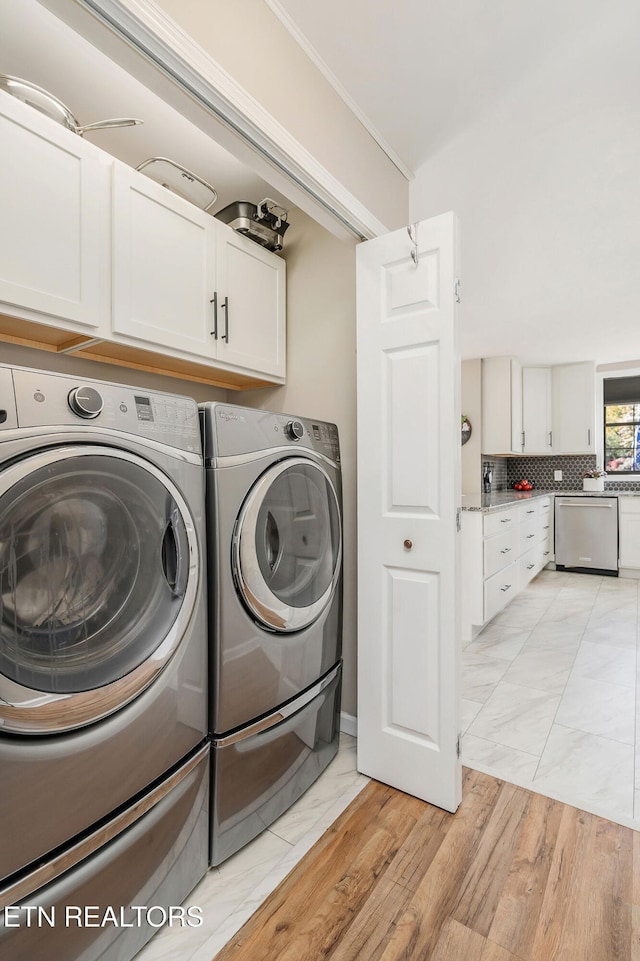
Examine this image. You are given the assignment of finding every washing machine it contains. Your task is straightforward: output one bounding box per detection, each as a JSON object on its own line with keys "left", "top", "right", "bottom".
{"left": 0, "top": 364, "right": 209, "bottom": 961}
{"left": 200, "top": 402, "right": 343, "bottom": 865}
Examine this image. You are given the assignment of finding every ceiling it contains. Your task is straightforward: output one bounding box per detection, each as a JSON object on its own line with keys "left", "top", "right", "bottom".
{"left": 268, "top": 0, "right": 613, "bottom": 173}
{"left": 0, "top": 0, "right": 291, "bottom": 219}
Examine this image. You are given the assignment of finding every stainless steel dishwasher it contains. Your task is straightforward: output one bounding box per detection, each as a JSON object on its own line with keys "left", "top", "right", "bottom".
{"left": 555, "top": 496, "right": 619, "bottom": 574}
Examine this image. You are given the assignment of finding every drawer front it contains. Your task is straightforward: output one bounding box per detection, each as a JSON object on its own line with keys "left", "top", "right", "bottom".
{"left": 619, "top": 497, "right": 640, "bottom": 514}
{"left": 484, "top": 562, "right": 518, "bottom": 623}
{"left": 484, "top": 528, "right": 519, "bottom": 578}
{"left": 519, "top": 517, "right": 539, "bottom": 553}
{"left": 520, "top": 503, "right": 539, "bottom": 524}
{"left": 484, "top": 507, "right": 520, "bottom": 537}
{"left": 519, "top": 546, "right": 540, "bottom": 588}
{"left": 539, "top": 535, "right": 553, "bottom": 565}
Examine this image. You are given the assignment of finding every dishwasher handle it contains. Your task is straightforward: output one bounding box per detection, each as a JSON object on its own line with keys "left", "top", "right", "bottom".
{"left": 556, "top": 501, "right": 614, "bottom": 508}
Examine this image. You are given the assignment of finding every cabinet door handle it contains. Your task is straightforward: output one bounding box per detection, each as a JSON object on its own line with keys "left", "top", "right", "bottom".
{"left": 209, "top": 292, "right": 218, "bottom": 339}
{"left": 588, "top": 428, "right": 591, "bottom": 446}
{"left": 548, "top": 430, "right": 553, "bottom": 447}
{"left": 521, "top": 430, "right": 525, "bottom": 449}
{"left": 221, "top": 296, "right": 229, "bottom": 343}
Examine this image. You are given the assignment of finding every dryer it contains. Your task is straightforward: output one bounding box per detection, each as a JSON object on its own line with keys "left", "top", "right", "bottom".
{"left": 0, "top": 365, "right": 209, "bottom": 961}
{"left": 201, "top": 403, "right": 342, "bottom": 864}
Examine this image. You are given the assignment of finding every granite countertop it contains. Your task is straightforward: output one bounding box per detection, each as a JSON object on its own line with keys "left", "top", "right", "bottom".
{"left": 461, "top": 489, "right": 638, "bottom": 512}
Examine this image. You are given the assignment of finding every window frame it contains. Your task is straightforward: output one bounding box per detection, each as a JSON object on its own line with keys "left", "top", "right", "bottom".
{"left": 597, "top": 367, "right": 640, "bottom": 481}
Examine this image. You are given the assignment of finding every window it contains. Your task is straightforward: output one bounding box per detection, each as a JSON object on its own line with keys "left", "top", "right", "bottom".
{"left": 603, "top": 375, "right": 640, "bottom": 474}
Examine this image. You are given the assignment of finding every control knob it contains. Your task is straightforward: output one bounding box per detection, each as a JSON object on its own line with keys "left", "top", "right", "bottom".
{"left": 68, "top": 386, "right": 103, "bottom": 419}
{"left": 285, "top": 420, "right": 304, "bottom": 441}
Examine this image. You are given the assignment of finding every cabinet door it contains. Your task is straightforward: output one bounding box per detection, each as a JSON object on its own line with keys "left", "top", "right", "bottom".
{"left": 0, "top": 94, "right": 110, "bottom": 330}
{"left": 112, "top": 163, "right": 217, "bottom": 356}
{"left": 215, "top": 225, "right": 286, "bottom": 377}
{"left": 482, "top": 356, "right": 523, "bottom": 454}
{"left": 618, "top": 498, "right": 640, "bottom": 568}
{"left": 552, "top": 362, "right": 596, "bottom": 454}
{"left": 522, "top": 367, "right": 552, "bottom": 453}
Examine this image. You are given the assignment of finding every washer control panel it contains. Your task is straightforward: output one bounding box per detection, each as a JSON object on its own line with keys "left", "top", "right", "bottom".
{"left": 3, "top": 365, "right": 201, "bottom": 454}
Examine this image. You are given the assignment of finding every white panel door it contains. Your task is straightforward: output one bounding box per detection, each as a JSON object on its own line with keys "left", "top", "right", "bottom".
{"left": 356, "top": 213, "right": 461, "bottom": 812}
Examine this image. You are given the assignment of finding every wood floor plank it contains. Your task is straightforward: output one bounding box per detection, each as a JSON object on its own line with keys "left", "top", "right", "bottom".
{"left": 428, "top": 918, "right": 486, "bottom": 961}
{"left": 212, "top": 771, "right": 637, "bottom": 961}
{"left": 451, "top": 779, "right": 532, "bottom": 937}
{"left": 487, "top": 790, "right": 565, "bottom": 958}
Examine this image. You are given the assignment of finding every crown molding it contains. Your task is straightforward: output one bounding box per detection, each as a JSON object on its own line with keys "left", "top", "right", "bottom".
{"left": 263, "top": 0, "right": 414, "bottom": 183}
{"left": 70, "top": 0, "right": 390, "bottom": 239}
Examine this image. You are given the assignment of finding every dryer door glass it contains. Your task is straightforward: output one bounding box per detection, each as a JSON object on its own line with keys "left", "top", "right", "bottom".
{"left": 0, "top": 449, "right": 196, "bottom": 697}
{"left": 234, "top": 458, "right": 341, "bottom": 632}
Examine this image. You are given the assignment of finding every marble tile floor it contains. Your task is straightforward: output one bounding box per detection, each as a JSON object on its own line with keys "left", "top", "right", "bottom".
{"left": 462, "top": 568, "right": 640, "bottom": 828}
{"left": 134, "top": 733, "right": 369, "bottom": 961}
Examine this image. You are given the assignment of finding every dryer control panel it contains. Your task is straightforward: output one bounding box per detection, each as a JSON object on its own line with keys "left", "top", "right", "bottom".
{"left": 1, "top": 364, "right": 201, "bottom": 454}
{"left": 202, "top": 402, "right": 340, "bottom": 465}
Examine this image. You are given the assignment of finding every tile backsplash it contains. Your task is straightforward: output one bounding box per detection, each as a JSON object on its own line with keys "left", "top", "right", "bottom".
{"left": 481, "top": 454, "right": 640, "bottom": 492}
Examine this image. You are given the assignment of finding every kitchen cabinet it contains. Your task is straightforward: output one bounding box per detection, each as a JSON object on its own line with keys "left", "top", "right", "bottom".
{"left": 552, "top": 362, "right": 596, "bottom": 454}
{"left": 618, "top": 497, "right": 640, "bottom": 571}
{"left": 461, "top": 495, "right": 552, "bottom": 640}
{"left": 522, "top": 366, "right": 553, "bottom": 453}
{"left": 0, "top": 91, "right": 110, "bottom": 334}
{"left": 112, "top": 162, "right": 285, "bottom": 379}
{"left": 481, "top": 356, "right": 523, "bottom": 454}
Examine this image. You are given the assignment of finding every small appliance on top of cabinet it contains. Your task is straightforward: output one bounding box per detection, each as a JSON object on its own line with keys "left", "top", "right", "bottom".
{"left": 200, "top": 403, "right": 343, "bottom": 865}
{"left": 0, "top": 365, "right": 209, "bottom": 961}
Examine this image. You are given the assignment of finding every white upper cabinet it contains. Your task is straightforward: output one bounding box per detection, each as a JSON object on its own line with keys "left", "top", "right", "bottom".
{"left": 112, "top": 162, "right": 217, "bottom": 357}
{"left": 482, "top": 356, "right": 523, "bottom": 454}
{"left": 112, "top": 162, "right": 285, "bottom": 379}
{"left": 0, "top": 93, "right": 110, "bottom": 332}
{"left": 522, "top": 367, "right": 553, "bottom": 453}
{"left": 552, "top": 362, "right": 596, "bottom": 454}
{"left": 215, "top": 224, "right": 286, "bottom": 378}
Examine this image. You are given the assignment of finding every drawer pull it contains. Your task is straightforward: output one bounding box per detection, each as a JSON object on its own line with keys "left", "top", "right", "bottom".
{"left": 500, "top": 548, "right": 512, "bottom": 554}
{"left": 544, "top": 551, "right": 550, "bottom": 556}
{"left": 500, "top": 584, "right": 512, "bottom": 592}
{"left": 403, "top": 539, "right": 413, "bottom": 550}
{"left": 526, "top": 509, "right": 535, "bottom": 514}
{"left": 543, "top": 525, "right": 550, "bottom": 530}
{"left": 527, "top": 563, "right": 535, "bottom": 570}
{"left": 526, "top": 534, "right": 535, "bottom": 539}
{"left": 500, "top": 517, "right": 512, "bottom": 524}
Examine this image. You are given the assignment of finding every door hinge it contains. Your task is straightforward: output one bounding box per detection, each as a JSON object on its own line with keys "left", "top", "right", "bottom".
{"left": 454, "top": 278, "right": 461, "bottom": 303}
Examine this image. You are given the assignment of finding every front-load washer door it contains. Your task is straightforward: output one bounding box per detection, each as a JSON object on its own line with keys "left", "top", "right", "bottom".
{"left": 0, "top": 445, "right": 199, "bottom": 734}
{"left": 233, "top": 457, "right": 341, "bottom": 632}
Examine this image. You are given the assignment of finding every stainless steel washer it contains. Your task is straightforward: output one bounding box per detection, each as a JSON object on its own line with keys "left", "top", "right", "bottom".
{"left": 201, "top": 403, "right": 343, "bottom": 864}
{"left": 0, "top": 365, "right": 209, "bottom": 961}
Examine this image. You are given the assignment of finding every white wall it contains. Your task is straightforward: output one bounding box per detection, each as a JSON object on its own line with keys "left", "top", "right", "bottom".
{"left": 236, "top": 210, "right": 358, "bottom": 715}
{"left": 154, "top": 0, "right": 409, "bottom": 231}
{"left": 410, "top": 3, "right": 640, "bottom": 368}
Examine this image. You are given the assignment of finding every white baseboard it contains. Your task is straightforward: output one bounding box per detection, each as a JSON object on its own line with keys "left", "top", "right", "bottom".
{"left": 340, "top": 712, "right": 357, "bottom": 737}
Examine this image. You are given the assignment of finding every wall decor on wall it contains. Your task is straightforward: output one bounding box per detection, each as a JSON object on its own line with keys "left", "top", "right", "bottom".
{"left": 461, "top": 415, "right": 472, "bottom": 445}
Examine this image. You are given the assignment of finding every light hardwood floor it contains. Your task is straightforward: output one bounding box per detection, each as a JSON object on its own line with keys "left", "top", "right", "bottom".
{"left": 214, "top": 768, "right": 636, "bottom": 961}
